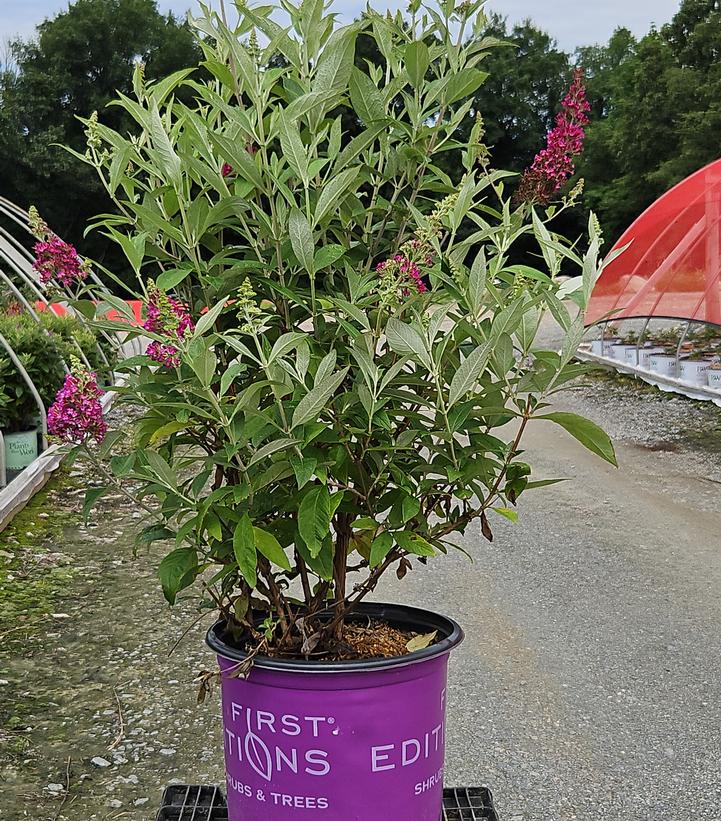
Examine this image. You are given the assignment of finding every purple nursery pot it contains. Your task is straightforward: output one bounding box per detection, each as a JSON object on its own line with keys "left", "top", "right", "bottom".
{"left": 206, "top": 602, "right": 464, "bottom": 821}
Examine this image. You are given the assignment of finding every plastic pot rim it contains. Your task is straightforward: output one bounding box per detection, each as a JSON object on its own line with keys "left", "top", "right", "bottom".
{"left": 206, "top": 601, "right": 464, "bottom": 674}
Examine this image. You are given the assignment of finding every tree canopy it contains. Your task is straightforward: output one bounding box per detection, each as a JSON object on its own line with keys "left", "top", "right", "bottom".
{"left": 0, "top": 0, "right": 201, "bottom": 266}
{"left": 2, "top": 0, "right": 721, "bottom": 264}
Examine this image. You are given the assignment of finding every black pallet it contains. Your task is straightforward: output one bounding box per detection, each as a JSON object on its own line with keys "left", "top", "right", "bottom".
{"left": 156, "top": 784, "right": 499, "bottom": 820}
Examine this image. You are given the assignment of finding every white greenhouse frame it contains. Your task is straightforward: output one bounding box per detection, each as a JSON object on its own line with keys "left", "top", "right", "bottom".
{"left": 0, "top": 198, "right": 137, "bottom": 526}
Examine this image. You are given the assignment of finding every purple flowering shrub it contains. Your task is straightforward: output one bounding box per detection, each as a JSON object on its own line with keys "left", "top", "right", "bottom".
{"left": 71, "top": 0, "right": 615, "bottom": 655}
{"left": 29, "top": 206, "right": 91, "bottom": 288}
{"left": 516, "top": 69, "right": 591, "bottom": 205}
{"left": 47, "top": 359, "right": 107, "bottom": 444}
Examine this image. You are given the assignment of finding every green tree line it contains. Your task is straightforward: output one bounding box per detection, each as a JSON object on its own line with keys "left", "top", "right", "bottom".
{"left": 1, "top": 0, "right": 719, "bottom": 266}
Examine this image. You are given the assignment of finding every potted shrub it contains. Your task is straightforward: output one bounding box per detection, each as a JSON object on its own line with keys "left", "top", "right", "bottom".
{"left": 708, "top": 362, "right": 721, "bottom": 390}
{"left": 609, "top": 329, "right": 636, "bottom": 362}
{"left": 53, "top": 2, "right": 616, "bottom": 818}
{"left": 678, "top": 349, "right": 711, "bottom": 386}
{"left": 0, "top": 312, "right": 66, "bottom": 476}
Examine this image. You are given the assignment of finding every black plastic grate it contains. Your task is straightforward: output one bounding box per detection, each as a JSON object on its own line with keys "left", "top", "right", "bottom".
{"left": 156, "top": 784, "right": 498, "bottom": 820}
{"left": 442, "top": 786, "right": 498, "bottom": 820}
{"left": 156, "top": 785, "right": 227, "bottom": 820}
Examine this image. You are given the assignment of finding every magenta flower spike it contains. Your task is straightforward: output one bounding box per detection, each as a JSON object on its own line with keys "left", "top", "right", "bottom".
{"left": 143, "top": 282, "right": 195, "bottom": 368}
{"left": 48, "top": 361, "right": 107, "bottom": 444}
{"left": 517, "top": 68, "right": 591, "bottom": 205}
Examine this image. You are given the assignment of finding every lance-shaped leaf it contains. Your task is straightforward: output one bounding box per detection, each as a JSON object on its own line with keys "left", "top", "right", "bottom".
{"left": 386, "top": 318, "right": 432, "bottom": 370}
{"left": 349, "top": 67, "right": 385, "bottom": 123}
{"left": 277, "top": 113, "right": 309, "bottom": 186}
{"left": 448, "top": 341, "right": 493, "bottom": 407}
{"left": 539, "top": 412, "right": 617, "bottom": 466}
{"left": 148, "top": 101, "right": 181, "bottom": 187}
{"left": 233, "top": 513, "right": 258, "bottom": 586}
{"left": 313, "top": 168, "right": 360, "bottom": 225}
{"left": 289, "top": 208, "right": 315, "bottom": 273}
{"left": 254, "top": 527, "right": 291, "bottom": 571}
{"left": 291, "top": 366, "right": 349, "bottom": 428}
{"left": 298, "top": 485, "right": 332, "bottom": 557}
{"left": 158, "top": 547, "right": 198, "bottom": 604}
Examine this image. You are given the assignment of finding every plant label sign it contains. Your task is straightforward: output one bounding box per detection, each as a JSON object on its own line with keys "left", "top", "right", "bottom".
{"left": 218, "top": 654, "right": 451, "bottom": 820}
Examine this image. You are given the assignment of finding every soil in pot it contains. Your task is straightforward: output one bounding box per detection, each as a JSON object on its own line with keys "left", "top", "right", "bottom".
{"left": 207, "top": 602, "right": 463, "bottom": 821}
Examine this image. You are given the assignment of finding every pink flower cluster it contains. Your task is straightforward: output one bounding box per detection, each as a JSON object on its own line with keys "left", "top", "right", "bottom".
{"left": 376, "top": 254, "right": 428, "bottom": 295}
{"left": 517, "top": 69, "right": 590, "bottom": 205}
{"left": 143, "top": 283, "right": 194, "bottom": 368}
{"left": 32, "top": 235, "right": 90, "bottom": 287}
{"left": 48, "top": 364, "right": 106, "bottom": 444}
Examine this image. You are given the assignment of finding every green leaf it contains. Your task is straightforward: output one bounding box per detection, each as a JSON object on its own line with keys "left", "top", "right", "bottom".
{"left": 540, "top": 412, "right": 617, "bottom": 466}
{"left": 296, "top": 531, "right": 333, "bottom": 579}
{"left": 385, "top": 318, "right": 431, "bottom": 370}
{"left": 443, "top": 68, "right": 489, "bottom": 105}
{"left": 82, "top": 487, "right": 107, "bottom": 524}
{"left": 158, "top": 548, "right": 198, "bottom": 605}
{"left": 254, "top": 527, "right": 291, "bottom": 571}
{"left": 349, "top": 67, "right": 384, "bottom": 123}
{"left": 97, "top": 292, "right": 137, "bottom": 323}
{"left": 220, "top": 361, "right": 244, "bottom": 396}
{"left": 291, "top": 366, "right": 349, "bottom": 428}
{"left": 148, "top": 101, "right": 181, "bottom": 187}
{"left": 405, "top": 41, "right": 430, "bottom": 88}
{"left": 193, "top": 299, "right": 227, "bottom": 338}
{"left": 313, "top": 168, "right": 360, "bottom": 225}
{"left": 314, "top": 244, "right": 346, "bottom": 269}
{"left": 156, "top": 267, "right": 192, "bottom": 291}
{"left": 289, "top": 208, "right": 315, "bottom": 273}
{"left": 289, "top": 454, "right": 317, "bottom": 489}
{"left": 369, "top": 532, "right": 393, "bottom": 567}
{"left": 278, "top": 113, "right": 309, "bottom": 186}
{"left": 269, "top": 332, "right": 306, "bottom": 364}
{"left": 247, "top": 437, "right": 300, "bottom": 467}
{"left": 448, "top": 341, "right": 493, "bottom": 408}
{"left": 468, "top": 249, "right": 486, "bottom": 315}
{"left": 233, "top": 513, "right": 257, "bottom": 586}
{"left": 149, "top": 421, "right": 187, "bottom": 444}
{"left": 334, "top": 122, "right": 385, "bottom": 171}
{"left": 395, "top": 532, "right": 435, "bottom": 557}
{"left": 314, "top": 23, "right": 358, "bottom": 93}
{"left": 144, "top": 451, "right": 176, "bottom": 488}
{"left": 189, "top": 348, "right": 217, "bottom": 387}
{"left": 298, "top": 485, "right": 331, "bottom": 558}
{"left": 492, "top": 507, "right": 519, "bottom": 523}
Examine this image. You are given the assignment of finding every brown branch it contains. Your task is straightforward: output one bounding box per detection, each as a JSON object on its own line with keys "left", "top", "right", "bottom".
{"left": 51, "top": 756, "right": 72, "bottom": 821}
{"left": 108, "top": 689, "right": 125, "bottom": 752}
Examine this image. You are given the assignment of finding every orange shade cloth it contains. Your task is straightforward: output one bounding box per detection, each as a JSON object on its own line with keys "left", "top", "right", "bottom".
{"left": 586, "top": 158, "right": 721, "bottom": 328}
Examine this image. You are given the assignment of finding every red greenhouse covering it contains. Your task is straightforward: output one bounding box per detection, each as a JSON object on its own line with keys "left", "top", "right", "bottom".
{"left": 586, "top": 158, "right": 721, "bottom": 328}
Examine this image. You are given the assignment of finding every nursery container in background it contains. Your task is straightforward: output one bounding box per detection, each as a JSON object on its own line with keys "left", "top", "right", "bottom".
{"left": 3, "top": 428, "right": 39, "bottom": 474}
{"left": 678, "top": 359, "right": 710, "bottom": 386}
{"left": 609, "top": 343, "right": 636, "bottom": 362}
{"left": 635, "top": 347, "right": 666, "bottom": 369}
{"left": 707, "top": 366, "right": 721, "bottom": 390}
{"left": 207, "top": 604, "right": 463, "bottom": 821}
{"left": 648, "top": 354, "right": 678, "bottom": 377}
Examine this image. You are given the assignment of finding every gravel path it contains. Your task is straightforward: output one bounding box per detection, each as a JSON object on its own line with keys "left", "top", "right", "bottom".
{"left": 1, "top": 360, "right": 720, "bottom": 820}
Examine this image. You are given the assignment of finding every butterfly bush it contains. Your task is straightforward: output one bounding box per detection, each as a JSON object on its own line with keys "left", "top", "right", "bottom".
{"left": 48, "top": 359, "right": 106, "bottom": 444}
{"left": 73, "top": 0, "right": 615, "bottom": 654}
{"left": 517, "top": 69, "right": 591, "bottom": 205}
{"left": 143, "top": 282, "right": 195, "bottom": 367}
{"left": 29, "top": 206, "right": 91, "bottom": 287}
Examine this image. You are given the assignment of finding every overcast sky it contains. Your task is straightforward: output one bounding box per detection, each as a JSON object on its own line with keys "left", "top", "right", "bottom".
{"left": 2, "top": 0, "right": 682, "bottom": 53}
